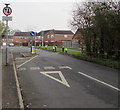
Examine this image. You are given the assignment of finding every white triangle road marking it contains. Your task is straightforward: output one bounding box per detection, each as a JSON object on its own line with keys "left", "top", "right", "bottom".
{"left": 40, "top": 71, "right": 70, "bottom": 87}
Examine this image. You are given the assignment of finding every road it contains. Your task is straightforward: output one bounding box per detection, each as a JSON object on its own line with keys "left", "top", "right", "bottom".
{"left": 10, "top": 46, "right": 118, "bottom": 108}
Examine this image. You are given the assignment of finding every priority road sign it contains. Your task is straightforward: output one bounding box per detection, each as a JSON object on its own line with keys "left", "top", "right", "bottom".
{"left": 3, "top": 7, "right": 12, "bottom": 16}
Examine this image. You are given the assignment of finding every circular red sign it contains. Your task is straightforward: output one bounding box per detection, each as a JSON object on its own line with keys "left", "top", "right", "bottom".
{"left": 3, "top": 7, "right": 12, "bottom": 16}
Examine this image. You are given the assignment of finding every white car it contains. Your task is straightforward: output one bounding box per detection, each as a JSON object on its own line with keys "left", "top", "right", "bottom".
{"left": 9, "top": 43, "right": 14, "bottom": 47}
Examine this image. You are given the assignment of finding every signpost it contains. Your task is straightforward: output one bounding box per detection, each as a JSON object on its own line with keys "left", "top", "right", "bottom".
{"left": 2, "top": 4, "right": 12, "bottom": 66}
{"left": 2, "top": 16, "right": 12, "bottom": 21}
{"left": 30, "top": 31, "right": 36, "bottom": 54}
{"left": 3, "top": 6, "right": 12, "bottom": 16}
{"left": 30, "top": 31, "right": 35, "bottom": 46}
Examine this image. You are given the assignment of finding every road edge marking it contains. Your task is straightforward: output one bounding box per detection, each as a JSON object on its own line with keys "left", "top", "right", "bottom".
{"left": 17, "top": 55, "right": 38, "bottom": 69}
{"left": 78, "top": 71, "right": 120, "bottom": 91}
{"left": 11, "top": 52, "right": 24, "bottom": 109}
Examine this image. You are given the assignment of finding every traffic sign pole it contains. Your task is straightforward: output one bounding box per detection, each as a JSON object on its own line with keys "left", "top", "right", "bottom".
{"left": 5, "top": 20, "right": 8, "bottom": 65}
{"left": 30, "top": 31, "right": 36, "bottom": 54}
{"left": 2, "top": 3, "right": 12, "bottom": 66}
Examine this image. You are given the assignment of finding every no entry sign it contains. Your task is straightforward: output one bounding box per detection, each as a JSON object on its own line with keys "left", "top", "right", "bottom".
{"left": 3, "top": 7, "right": 12, "bottom": 16}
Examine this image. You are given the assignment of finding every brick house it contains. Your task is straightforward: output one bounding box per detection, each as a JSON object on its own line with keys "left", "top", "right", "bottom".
{"left": 13, "top": 32, "right": 30, "bottom": 46}
{"left": 38, "top": 29, "right": 74, "bottom": 47}
{"left": 12, "top": 29, "right": 74, "bottom": 47}
{"left": 2, "top": 35, "right": 13, "bottom": 44}
{"left": 72, "top": 29, "right": 85, "bottom": 49}
{"left": 13, "top": 32, "right": 40, "bottom": 46}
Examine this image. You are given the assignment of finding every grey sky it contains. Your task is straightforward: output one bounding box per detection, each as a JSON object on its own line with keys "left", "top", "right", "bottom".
{"left": 0, "top": 0, "right": 84, "bottom": 32}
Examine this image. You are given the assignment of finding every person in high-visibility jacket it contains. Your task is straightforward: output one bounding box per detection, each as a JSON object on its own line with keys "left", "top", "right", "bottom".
{"left": 65, "top": 48, "right": 67, "bottom": 53}
{"left": 53, "top": 46, "right": 55, "bottom": 51}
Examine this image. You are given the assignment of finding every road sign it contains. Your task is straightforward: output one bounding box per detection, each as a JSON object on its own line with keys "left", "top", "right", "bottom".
{"left": 3, "top": 7, "right": 12, "bottom": 16}
{"left": 30, "top": 31, "right": 35, "bottom": 36}
{"left": 2, "top": 16, "right": 12, "bottom": 21}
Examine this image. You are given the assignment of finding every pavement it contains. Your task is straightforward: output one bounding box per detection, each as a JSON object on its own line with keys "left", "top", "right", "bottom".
{"left": 0, "top": 48, "right": 2, "bottom": 109}
{"left": 2, "top": 46, "right": 20, "bottom": 108}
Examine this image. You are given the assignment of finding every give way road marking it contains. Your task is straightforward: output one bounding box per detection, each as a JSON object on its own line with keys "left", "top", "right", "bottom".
{"left": 40, "top": 71, "right": 70, "bottom": 87}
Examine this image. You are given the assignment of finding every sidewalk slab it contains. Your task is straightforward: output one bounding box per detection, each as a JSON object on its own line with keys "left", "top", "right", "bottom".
{"left": 0, "top": 49, "right": 2, "bottom": 109}
{"left": 2, "top": 49, "right": 20, "bottom": 108}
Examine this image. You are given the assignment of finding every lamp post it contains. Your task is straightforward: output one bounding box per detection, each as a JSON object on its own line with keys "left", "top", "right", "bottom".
{"left": 42, "top": 31, "right": 44, "bottom": 47}
{"left": 34, "top": 33, "right": 36, "bottom": 47}
{"left": 42, "top": 37, "right": 43, "bottom": 47}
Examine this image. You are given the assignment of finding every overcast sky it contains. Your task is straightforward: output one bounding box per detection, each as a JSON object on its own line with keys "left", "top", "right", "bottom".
{"left": 0, "top": 0, "right": 85, "bottom": 32}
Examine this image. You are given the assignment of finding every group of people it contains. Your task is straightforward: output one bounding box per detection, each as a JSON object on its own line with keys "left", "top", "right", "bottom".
{"left": 53, "top": 46, "right": 67, "bottom": 53}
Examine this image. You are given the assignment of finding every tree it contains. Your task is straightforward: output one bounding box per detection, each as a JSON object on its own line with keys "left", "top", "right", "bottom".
{"left": 70, "top": 1, "right": 120, "bottom": 60}
{"left": 0, "top": 21, "right": 5, "bottom": 36}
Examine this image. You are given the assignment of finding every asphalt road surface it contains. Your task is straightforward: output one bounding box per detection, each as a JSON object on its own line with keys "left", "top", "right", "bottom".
{"left": 10, "top": 46, "right": 119, "bottom": 108}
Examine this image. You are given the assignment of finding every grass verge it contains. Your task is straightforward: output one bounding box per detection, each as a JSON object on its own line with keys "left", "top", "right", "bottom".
{"left": 36, "top": 46, "right": 119, "bottom": 69}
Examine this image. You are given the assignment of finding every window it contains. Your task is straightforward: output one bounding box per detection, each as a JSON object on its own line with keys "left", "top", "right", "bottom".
{"left": 38, "top": 36, "right": 41, "bottom": 39}
{"left": 47, "top": 35, "right": 51, "bottom": 38}
{"left": 51, "top": 35, "right": 54, "bottom": 38}
{"left": 64, "top": 35, "right": 68, "bottom": 38}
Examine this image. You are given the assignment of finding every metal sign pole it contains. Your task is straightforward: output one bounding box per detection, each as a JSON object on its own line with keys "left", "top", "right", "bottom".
{"left": 3, "top": 3, "right": 12, "bottom": 66}
{"left": 5, "top": 20, "right": 8, "bottom": 66}
{"left": 35, "top": 32, "right": 36, "bottom": 47}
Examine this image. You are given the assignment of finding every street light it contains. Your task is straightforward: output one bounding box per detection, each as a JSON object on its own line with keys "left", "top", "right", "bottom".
{"left": 42, "top": 31, "right": 44, "bottom": 47}
{"left": 42, "top": 37, "right": 43, "bottom": 47}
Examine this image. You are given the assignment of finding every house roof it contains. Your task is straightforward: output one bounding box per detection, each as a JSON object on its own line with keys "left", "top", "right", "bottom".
{"left": 37, "top": 30, "right": 50, "bottom": 36}
{"left": 53, "top": 30, "right": 74, "bottom": 35}
{"left": 37, "top": 29, "right": 74, "bottom": 36}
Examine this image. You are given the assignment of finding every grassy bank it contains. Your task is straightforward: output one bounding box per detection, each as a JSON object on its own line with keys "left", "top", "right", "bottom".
{"left": 36, "top": 46, "right": 119, "bottom": 69}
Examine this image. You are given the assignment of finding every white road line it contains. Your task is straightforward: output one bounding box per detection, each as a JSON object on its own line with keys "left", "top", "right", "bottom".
{"left": 11, "top": 53, "right": 24, "bottom": 109}
{"left": 18, "top": 67, "right": 26, "bottom": 71}
{"left": 44, "top": 66, "right": 55, "bottom": 70}
{"left": 78, "top": 71, "right": 120, "bottom": 91}
{"left": 58, "top": 66, "right": 72, "bottom": 70}
{"left": 30, "top": 67, "right": 40, "bottom": 70}
{"left": 15, "top": 57, "right": 25, "bottom": 60}
{"left": 17, "top": 55, "right": 38, "bottom": 69}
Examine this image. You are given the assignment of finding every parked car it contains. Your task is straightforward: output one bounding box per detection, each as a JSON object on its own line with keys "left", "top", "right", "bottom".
{"left": 9, "top": 43, "right": 14, "bottom": 47}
